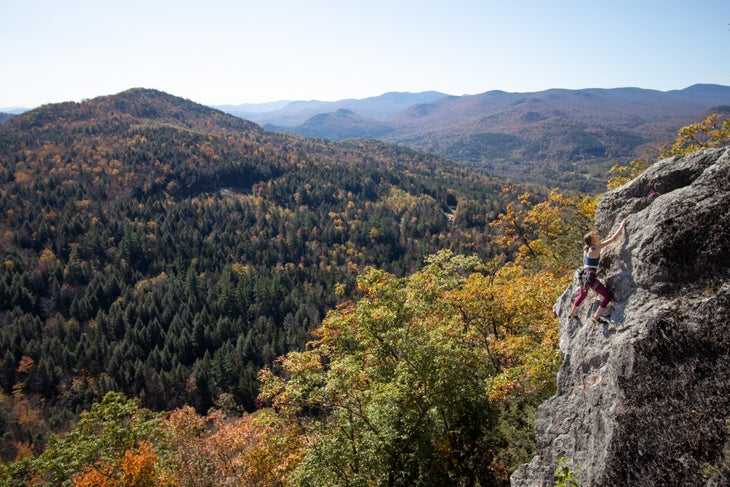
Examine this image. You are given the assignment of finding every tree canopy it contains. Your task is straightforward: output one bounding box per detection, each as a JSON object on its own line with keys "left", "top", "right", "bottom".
{"left": 1, "top": 88, "right": 612, "bottom": 485}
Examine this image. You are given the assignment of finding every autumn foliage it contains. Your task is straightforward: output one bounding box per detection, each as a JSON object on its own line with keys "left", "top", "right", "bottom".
{"left": 249, "top": 189, "right": 593, "bottom": 485}
{"left": 1, "top": 181, "right": 594, "bottom": 485}
{"left": 0, "top": 89, "right": 610, "bottom": 485}
{"left": 0, "top": 88, "right": 518, "bottom": 462}
{"left": 257, "top": 251, "right": 565, "bottom": 485}
{"left": 161, "top": 406, "right": 303, "bottom": 487}
{"left": 73, "top": 442, "right": 165, "bottom": 487}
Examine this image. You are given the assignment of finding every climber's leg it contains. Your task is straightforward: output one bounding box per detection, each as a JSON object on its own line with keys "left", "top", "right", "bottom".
{"left": 592, "top": 281, "right": 612, "bottom": 320}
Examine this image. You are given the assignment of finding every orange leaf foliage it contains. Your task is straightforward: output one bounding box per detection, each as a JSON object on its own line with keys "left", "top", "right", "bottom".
{"left": 163, "top": 406, "right": 304, "bottom": 487}
{"left": 16, "top": 355, "right": 35, "bottom": 374}
{"left": 73, "top": 442, "right": 164, "bottom": 487}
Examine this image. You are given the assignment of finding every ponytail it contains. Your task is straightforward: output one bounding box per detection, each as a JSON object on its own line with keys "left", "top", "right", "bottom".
{"left": 583, "top": 233, "right": 595, "bottom": 252}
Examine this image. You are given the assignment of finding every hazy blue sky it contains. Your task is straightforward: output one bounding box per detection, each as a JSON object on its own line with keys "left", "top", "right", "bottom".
{"left": 2, "top": 0, "right": 729, "bottom": 108}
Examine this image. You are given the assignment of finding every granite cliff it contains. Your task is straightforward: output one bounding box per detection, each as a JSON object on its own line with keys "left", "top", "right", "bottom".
{"left": 512, "top": 147, "right": 730, "bottom": 486}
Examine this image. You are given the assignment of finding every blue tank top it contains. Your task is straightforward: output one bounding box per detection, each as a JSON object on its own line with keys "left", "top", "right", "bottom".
{"left": 584, "top": 253, "right": 600, "bottom": 266}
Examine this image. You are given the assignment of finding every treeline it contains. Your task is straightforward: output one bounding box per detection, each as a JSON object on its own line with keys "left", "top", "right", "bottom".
{"left": 0, "top": 89, "right": 526, "bottom": 461}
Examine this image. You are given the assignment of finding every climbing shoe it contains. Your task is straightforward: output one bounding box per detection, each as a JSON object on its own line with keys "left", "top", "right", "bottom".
{"left": 593, "top": 316, "right": 616, "bottom": 331}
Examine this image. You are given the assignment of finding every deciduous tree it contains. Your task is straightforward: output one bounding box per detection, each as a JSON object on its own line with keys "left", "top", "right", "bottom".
{"left": 259, "top": 249, "right": 568, "bottom": 485}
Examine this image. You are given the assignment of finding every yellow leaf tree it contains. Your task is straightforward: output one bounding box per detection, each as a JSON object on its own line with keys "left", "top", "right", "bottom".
{"left": 608, "top": 113, "right": 730, "bottom": 189}
{"left": 490, "top": 188, "right": 597, "bottom": 273}
{"left": 259, "top": 249, "right": 568, "bottom": 485}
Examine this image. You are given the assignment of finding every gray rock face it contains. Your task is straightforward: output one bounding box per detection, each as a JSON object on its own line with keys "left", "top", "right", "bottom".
{"left": 511, "top": 147, "right": 730, "bottom": 486}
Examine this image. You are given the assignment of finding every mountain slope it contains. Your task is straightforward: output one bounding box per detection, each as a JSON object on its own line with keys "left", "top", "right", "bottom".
{"left": 270, "top": 108, "right": 395, "bottom": 140}
{"left": 0, "top": 88, "right": 518, "bottom": 443}
{"left": 236, "top": 85, "right": 730, "bottom": 193}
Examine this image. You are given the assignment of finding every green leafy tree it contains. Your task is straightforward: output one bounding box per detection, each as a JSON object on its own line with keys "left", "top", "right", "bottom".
{"left": 1, "top": 391, "right": 163, "bottom": 486}
{"left": 260, "top": 250, "right": 566, "bottom": 486}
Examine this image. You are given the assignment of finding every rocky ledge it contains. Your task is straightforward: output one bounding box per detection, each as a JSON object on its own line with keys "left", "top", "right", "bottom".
{"left": 512, "top": 147, "right": 730, "bottom": 486}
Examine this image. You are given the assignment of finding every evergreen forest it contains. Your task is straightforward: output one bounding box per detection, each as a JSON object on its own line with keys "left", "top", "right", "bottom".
{"left": 0, "top": 89, "right": 536, "bottom": 471}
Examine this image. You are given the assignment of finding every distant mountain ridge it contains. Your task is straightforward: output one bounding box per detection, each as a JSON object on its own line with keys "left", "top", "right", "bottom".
{"left": 215, "top": 91, "right": 450, "bottom": 127}
{"left": 217, "top": 85, "right": 730, "bottom": 192}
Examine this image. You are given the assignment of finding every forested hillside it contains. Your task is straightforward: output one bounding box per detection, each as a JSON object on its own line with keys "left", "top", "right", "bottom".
{"left": 240, "top": 85, "right": 730, "bottom": 193}
{"left": 0, "top": 88, "right": 531, "bottom": 461}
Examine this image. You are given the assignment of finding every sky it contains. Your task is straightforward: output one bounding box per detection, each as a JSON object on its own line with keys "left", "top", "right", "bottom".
{"left": 1, "top": 0, "right": 729, "bottom": 109}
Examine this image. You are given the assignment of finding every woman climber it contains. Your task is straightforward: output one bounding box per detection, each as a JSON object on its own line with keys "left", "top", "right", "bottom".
{"left": 569, "top": 217, "right": 628, "bottom": 325}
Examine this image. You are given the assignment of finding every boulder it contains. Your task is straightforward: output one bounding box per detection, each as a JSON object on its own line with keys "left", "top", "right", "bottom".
{"left": 511, "top": 147, "right": 730, "bottom": 486}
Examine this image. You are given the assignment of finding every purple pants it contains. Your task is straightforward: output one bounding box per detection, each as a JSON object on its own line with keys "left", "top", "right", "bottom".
{"left": 574, "top": 269, "right": 612, "bottom": 309}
